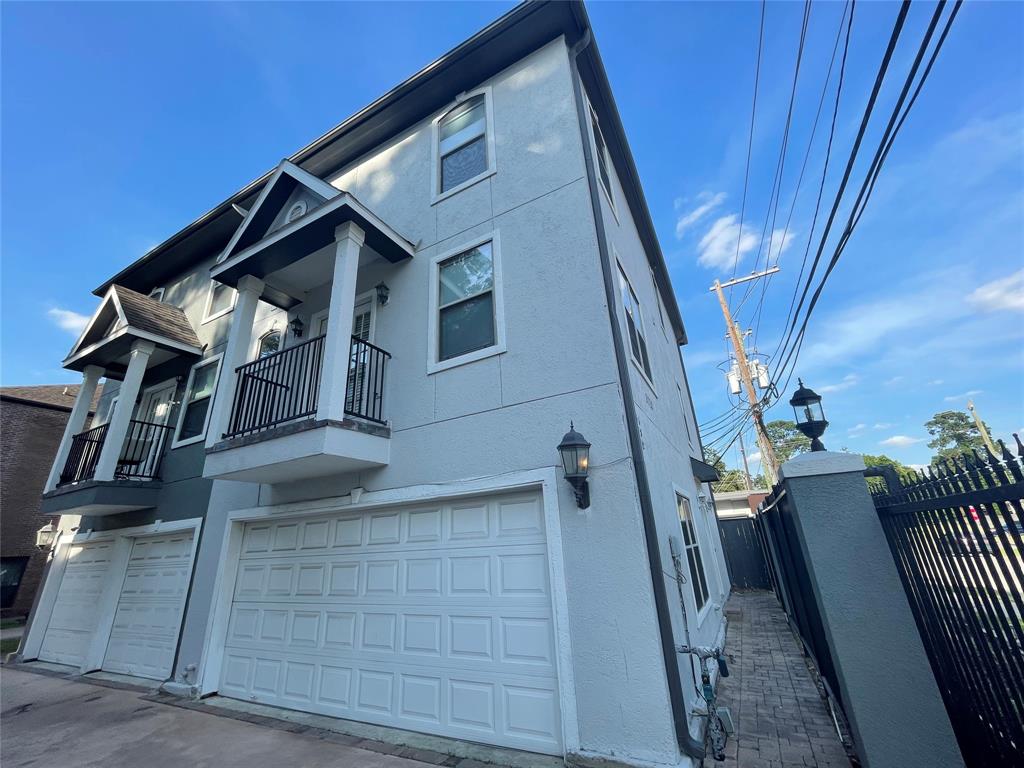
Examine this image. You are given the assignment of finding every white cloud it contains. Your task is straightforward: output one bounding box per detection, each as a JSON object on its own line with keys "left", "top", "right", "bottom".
{"left": 47, "top": 307, "right": 89, "bottom": 335}
{"left": 819, "top": 373, "right": 860, "bottom": 393}
{"left": 675, "top": 192, "right": 726, "bottom": 238}
{"left": 697, "top": 214, "right": 758, "bottom": 270}
{"left": 766, "top": 228, "right": 795, "bottom": 262}
{"left": 884, "top": 376, "right": 905, "bottom": 386}
{"left": 873, "top": 423, "right": 893, "bottom": 430}
{"left": 880, "top": 435, "right": 924, "bottom": 447}
{"left": 748, "top": 451, "right": 762, "bottom": 463}
{"left": 928, "top": 379, "right": 944, "bottom": 386}
{"left": 943, "top": 389, "right": 983, "bottom": 403}
{"left": 967, "top": 269, "right": 1024, "bottom": 312}
{"left": 847, "top": 423, "right": 867, "bottom": 434}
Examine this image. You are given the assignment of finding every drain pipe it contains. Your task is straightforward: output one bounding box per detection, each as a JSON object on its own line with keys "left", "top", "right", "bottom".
{"left": 568, "top": 30, "right": 705, "bottom": 761}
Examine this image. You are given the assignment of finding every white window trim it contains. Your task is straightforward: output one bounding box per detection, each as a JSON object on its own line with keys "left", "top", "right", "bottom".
{"left": 427, "top": 230, "right": 506, "bottom": 375}
{"left": 616, "top": 257, "right": 656, "bottom": 393}
{"left": 148, "top": 287, "right": 165, "bottom": 302}
{"left": 201, "top": 282, "right": 237, "bottom": 324}
{"left": 430, "top": 86, "right": 497, "bottom": 205}
{"left": 306, "top": 288, "right": 376, "bottom": 344}
{"left": 172, "top": 353, "right": 224, "bottom": 448}
{"left": 674, "top": 485, "right": 712, "bottom": 624}
{"left": 588, "top": 102, "right": 617, "bottom": 219}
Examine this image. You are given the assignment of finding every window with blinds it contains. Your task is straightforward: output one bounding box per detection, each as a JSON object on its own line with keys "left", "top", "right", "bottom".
{"left": 677, "top": 493, "right": 709, "bottom": 612}
{"left": 438, "top": 94, "right": 489, "bottom": 193}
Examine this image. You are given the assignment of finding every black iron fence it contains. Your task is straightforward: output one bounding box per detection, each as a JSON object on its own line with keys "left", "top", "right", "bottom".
{"left": 58, "top": 419, "right": 172, "bottom": 485}
{"left": 871, "top": 439, "right": 1024, "bottom": 768}
{"left": 754, "top": 487, "right": 845, "bottom": 717}
{"left": 225, "top": 334, "right": 389, "bottom": 439}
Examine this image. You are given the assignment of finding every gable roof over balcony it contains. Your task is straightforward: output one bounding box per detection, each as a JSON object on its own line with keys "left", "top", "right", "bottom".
{"left": 64, "top": 286, "right": 202, "bottom": 379}
{"left": 91, "top": 1, "right": 688, "bottom": 344}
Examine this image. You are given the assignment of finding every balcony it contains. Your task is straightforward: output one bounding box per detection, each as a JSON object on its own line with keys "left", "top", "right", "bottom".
{"left": 203, "top": 335, "right": 392, "bottom": 484}
{"left": 44, "top": 419, "right": 173, "bottom": 516}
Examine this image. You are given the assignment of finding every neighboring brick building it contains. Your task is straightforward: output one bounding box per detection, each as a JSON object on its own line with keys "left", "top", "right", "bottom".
{"left": 1, "top": 384, "right": 100, "bottom": 617}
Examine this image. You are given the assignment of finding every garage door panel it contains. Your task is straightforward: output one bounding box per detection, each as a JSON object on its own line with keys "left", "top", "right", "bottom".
{"left": 222, "top": 491, "right": 561, "bottom": 754}
{"left": 38, "top": 542, "right": 113, "bottom": 667}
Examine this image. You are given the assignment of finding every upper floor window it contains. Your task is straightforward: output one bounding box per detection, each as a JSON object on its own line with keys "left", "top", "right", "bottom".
{"left": 590, "top": 107, "right": 614, "bottom": 204}
{"left": 173, "top": 355, "right": 222, "bottom": 446}
{"left": 428, "top": 234, "right": 506, "bottom": 373}
{"left": 618, "top": 266, "right": 652, "bottom": 381}
{"left": 677, "top": 493, "right": 709, "bottom": 613}
{"left": 257, "top": 331, "right": 282, "bottom": 359}
{"left": 435, "top": 90, "right": 494, "bottom": 199}
{"left": 203, "top": 282, "right": 236, "bottom": 323}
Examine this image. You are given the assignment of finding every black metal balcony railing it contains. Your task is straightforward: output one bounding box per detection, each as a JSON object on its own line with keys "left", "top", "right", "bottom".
{"left": 58, "top": 419, "right": 173, "bottom": 486}
{"left": 225, "top": 334, "right": 389, "bottom": 439}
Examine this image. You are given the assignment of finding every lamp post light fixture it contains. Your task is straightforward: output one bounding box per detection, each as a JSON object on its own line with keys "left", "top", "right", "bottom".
{"left": 790, "top": 379, "right": 829, "bottom": 452}
{"left": 375, "top": 282, "right": 390, "bottom": 306}
{"left": 289, "top": 316, "right": 305, "bottom": 339}
{"left": 35, "top": 522, "right": 58, "bottom": 551}
{"left": 557, "top": 422, "right": 591, "bottom": 509}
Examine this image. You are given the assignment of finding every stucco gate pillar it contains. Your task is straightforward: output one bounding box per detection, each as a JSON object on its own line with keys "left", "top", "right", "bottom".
{"left": 777, "top": 451, "right": 964, "bottom": 768}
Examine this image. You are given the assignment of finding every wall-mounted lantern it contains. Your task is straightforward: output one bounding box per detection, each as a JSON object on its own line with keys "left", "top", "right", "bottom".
{"left": 289, "top": 316, "right": 305, "bottom": 339}
{"left": 557, "top": 422, "right": 591, "bottom": 509}
{"left": 375, "top": 282, "right": 390, "bottom": 306}
{"left": 790, "top": 379, "right": 828, "bottom": 452}
{"left": 35, "top": 522, "right": 58, "bottom": 551}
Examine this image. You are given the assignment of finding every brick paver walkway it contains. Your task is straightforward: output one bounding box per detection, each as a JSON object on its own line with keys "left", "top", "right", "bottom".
{"left": 716, "top": 590, "right": 852, "bottom": 768}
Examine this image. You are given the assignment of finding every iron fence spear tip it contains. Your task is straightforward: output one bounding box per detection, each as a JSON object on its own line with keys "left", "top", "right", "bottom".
{"left": 1014, "top": 433, "right": 1024, "bottom": 458}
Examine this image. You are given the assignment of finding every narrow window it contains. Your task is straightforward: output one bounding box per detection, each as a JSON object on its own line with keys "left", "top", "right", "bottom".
{"left": 174, "top": 357, "right": 221, "bottom": 444}
{"left": 677, "top": 383, "right": 693, "bottom": 443}
{"left": 257, "top": 331, "right": 282, "bottom": 359}
{"left": 677, "top": 493, "right": 709, "bottom": 612}
{"left": 438, "top": 241, "right": 495, "bottom": 361}
{"left": 591, "top": 108, "right": 613, "bottom": 202}
{"left": 618, "top": 266, "right": 652, "bottom": 380}
{"left": 439, "top": 94, "right": 488, "bottom": 193}
{"left": 204, "top": 283, "right": 236, "bottom": 322}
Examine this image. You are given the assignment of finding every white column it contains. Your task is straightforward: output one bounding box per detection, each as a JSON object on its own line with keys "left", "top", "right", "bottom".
{"left": 205, "top": 275, "right": 265, "bottom": 447}
{"left": 94, "top": 340, "right": 154, "bottom": 481}
{"left": 317, "top": 222, "right": 364, "bottom": 422}
{"left": 45, "top": 365, "right": 104, "bottom": 492}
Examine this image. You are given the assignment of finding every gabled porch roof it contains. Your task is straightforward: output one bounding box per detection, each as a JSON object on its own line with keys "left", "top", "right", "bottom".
{"left": 63, "top": 286, "right": 203, "bottom": 379}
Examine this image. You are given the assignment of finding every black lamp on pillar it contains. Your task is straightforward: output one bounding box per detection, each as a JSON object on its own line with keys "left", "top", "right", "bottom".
{"left": 790, "top": 379, "right": 829, "bottom": 452}
{"left": 557, "top": 422, "right": 591, "bottom": 508}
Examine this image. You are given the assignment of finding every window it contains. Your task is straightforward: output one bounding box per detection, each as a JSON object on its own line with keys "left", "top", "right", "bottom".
{"left": 677, "top": 384, "right": 693, "bottom": 444}
{"left": 203, "top": 282, "right": 236, "bottom": 323}
{"left": 149, "top": 287, "right": 165, "bottom": 302}
{"left": 618, "top": 266, "right": 652, "bottom": 381}
{"left": 650, "top": 268, "right": 667, "bottom": 335}
{"left": 428, "top": 234, "right": 505, "bottom": 373}
{"left": 257, "top": 331, "right": 282, "bottom": 359}
{"left": 173, "top": 356, "right": 222, "bottom": 446}
{"left": 436, "top": 91, "right": 493, "bottom": 197}
{"left": 677, "top": 493, "right": 709, "bottom": 613}
{"left": 1, "top": 557, "right": 28, "bottom": 609}
{"left": 590, "top": 107, "right": 613, "bottom": 203}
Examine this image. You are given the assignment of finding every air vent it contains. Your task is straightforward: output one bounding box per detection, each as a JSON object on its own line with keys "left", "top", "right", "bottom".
{"left": 286, "top": 201, "right": 307, "bottom": 223}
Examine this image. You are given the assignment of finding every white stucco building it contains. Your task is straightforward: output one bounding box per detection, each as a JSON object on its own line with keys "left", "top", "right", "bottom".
{"left": 23, "top": 3, "right": 730, "bottom": 766}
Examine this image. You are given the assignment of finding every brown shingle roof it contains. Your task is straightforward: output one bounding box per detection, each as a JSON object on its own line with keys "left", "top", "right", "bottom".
{"left": 0, "top": 383, "right": 104, "bottom": 413}
{"left": 113, "top": 286, "right": 201, "bottom": 349}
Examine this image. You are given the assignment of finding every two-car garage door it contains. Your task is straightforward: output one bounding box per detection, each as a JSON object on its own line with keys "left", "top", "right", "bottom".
{"left": 37, "top": 531, "right": 194, "bottom": 681}
{"left": 218, "top": 491, "right": 563, "bottom": 755}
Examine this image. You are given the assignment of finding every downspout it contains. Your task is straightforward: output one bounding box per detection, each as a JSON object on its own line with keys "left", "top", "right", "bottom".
{"left": 568, "top": 30, "right": 705, "bottom": 761}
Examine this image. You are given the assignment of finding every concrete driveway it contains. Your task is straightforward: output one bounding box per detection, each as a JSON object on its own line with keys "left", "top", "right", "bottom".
{"left": 0, "top": 668, "right": 440, "bottom": 768}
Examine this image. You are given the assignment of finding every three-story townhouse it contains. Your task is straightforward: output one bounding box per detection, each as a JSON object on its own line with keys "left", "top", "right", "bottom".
{"left": 22, "top": 4, "right": 730, "bottom": 767}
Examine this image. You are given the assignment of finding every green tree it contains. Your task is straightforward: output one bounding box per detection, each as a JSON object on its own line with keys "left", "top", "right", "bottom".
{"left": 703, "top": 446, "right": 756, "bottom": 493}
{"left": 861, "top": 452, "right": 916, "bottom": 492}
{"left": 765, "top": 419, "right": 811, "bottom": 464}
{"left": 925, "top": 410, "right": 987, "bottom": 464}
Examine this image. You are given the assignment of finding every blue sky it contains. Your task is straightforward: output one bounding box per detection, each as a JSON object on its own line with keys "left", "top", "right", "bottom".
{"left": 2, "top": 1, "right": 1022, "bottom": 470}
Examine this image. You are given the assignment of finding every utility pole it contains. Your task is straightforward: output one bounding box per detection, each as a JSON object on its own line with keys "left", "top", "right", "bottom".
{"left": 738, "top": 432, "right": 753, "bottom": 490}
{"left": 967, "top": 399, "right": 998, "bottom": 456}
{"left": 710, "top": 267, "right": 780, "bottom": 485}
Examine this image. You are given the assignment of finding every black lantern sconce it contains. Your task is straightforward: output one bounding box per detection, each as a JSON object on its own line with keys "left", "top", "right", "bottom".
{"left": 375, "top": 282, "right": 390, "bottom": 306}
{"left": 790, "top": 379, "right": 829, "bottom": 452}
{"left": 35, "top": 522, "right": 58, "bottom": 551}
{"left": 289, "top": 316, "right": 305, "bottom": 339}
{"left": 557, "top": 422, "right": 591, "bottom": 509}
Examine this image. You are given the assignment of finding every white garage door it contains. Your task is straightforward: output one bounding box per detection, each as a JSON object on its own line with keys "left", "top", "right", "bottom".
{"left": 38, "top": 541, "right": 114, "bottom": 666}
{"left": 220, "top": 491, "right": 563, "bottom": 755}
{"left": 102, "top": 531, "right": 195, "bottom": 680}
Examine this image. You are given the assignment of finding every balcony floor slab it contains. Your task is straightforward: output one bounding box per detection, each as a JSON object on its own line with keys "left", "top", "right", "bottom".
{"left": 41, "top": 480, "right": 162, "bottom": 516}
{"left": 203, "top": 418, "right": 390, "bottom": 484}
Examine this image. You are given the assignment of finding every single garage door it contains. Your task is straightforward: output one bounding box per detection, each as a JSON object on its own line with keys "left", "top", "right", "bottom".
{"left": 102, "top": 531, "right": 195, "bottom": 680}
{"left": 38, "top": 540, "right": 114, "bottom": 666}
{"left": 220, "top": 491, "right": 563, "bottom": 755}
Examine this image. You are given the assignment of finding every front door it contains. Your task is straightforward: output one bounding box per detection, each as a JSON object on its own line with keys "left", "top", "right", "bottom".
{"left": 122, "top": 381, "right": 176, "bottom": 479}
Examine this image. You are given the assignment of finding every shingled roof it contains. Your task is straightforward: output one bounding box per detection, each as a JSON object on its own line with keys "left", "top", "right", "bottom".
{"left": 112, "top": 286, "right": 201, "bottom": 349}
{"left": 0, "top": 383, "right": 104, "bottom": 413}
